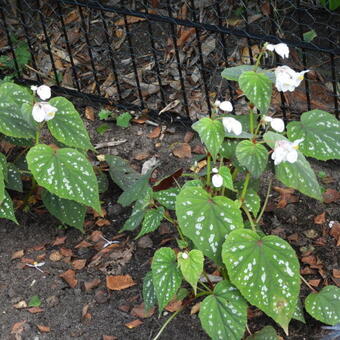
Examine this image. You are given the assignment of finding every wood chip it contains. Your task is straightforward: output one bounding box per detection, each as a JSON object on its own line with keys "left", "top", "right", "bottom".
{"left": 28, "top": 307, "right": 44, "bottom": 314}
{"left": 59, "top": 247, "right": 73, "bottom": 257}
{"left": 95, "top": 219, "right": 111, "bottom": 227}
{"left": 11, "top": 249, "right": 24, "bottom": 260}
{"left": 333, "top": 268, "right": 340, "bottom": 279}
{"left": 49, "top": 250, "right": 63, "bottom": 262}
{"left": 51, "top": 236, "right": 67, "bottom": 246}
{"left": 84, "top": 278, "right": 101, "bottom": 292}
{"left": 60, "top": 269, "right": 78, "bottom": 288}
{"left": 103, "top": 336, "right": 117, "bottom": 340}
{"left": 172, "top": 143, "right": 192, "bottom": 158}
{"left": 308, "top": 279, "right": 321, "bottom": 287}
{"left": 124, "top": 319, "right": 143, "bottom": 329}
{"left": 323, "top": 188, "right": 340, "bottom": 203}
{"left": 72, "top": 259, "right": 87, "bottom": 270}
{"left": 37, "top": 325, "right": 51, "bottom": 333}
{"left": 75, "top": 240, "right": 92, "bottom": 248}
{"left": 85, "top": 106, "right": 95, "bottom": 121}
{"left": 13, "top": 301, "right": 27, "bottom": 309}
{"left": 106, "top": 275, "right": 136, "bottom": 290}
{"left": 314, "top": 212, "right": 326, "bottom": 224}
{"left": 147, "top": 126, "right": 161, "bottom": 139}
{"left": 190, "top": 302, "right": 200, "bottom": 315}
{"left": 183, "top": 131, "right": 194, "bottom": 143}
{"left": 130, "top": 303, "right": 155, "bottom": 319}
{"left": 11, "top": 321, "right": 27, "bottom": 334}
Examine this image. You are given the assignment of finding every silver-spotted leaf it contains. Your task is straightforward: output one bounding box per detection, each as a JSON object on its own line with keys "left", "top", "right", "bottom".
{"left": 178, "top": 249, "right": 204, "bottom": 295}
{"left": 287, "top": 110, "right": 340, "bottom": 161}
{"left": 305, "top": 286, "right": 340, "bottom": 325}
{"left": 219, "top": 166, "right": 234, "bottom": 191}
{"left": 242, "top": 188, "right": 261, "bottom": 217}
{"left": 6, "top": 163, "right": 23, "bottom": 192}
{"left": 264, "top": 131, "right": 322, "bottom": 200}
{"left": 222, "top": 229, "right": 300, "bottom": 333}
{"left": 0, "top": 155, "right": 5, "bottom": 203}
{"left": 151, "top": 247, "right": 182, "bottom": 311}
{"left": 176, "top": 186, "right": 243, "bottom": 264}
{"left": 199, "top": 280, "right": 247, "bottom": 340}
{"left": 236, "top": 140, "right": 268, "bottom": 178}
{"left": 48, "top": 97, "right": 93, "bottom": 151}
{"left": 136, "top": 206, "right": 165, "bottom": 239}
{"left": 41, "top": 189, "right": 86, "bottom": 231}
{"left": 26, "top": 144, "right": 101, "bottom": 213}
{"left": 239, "top": 71, "right": 272, "bottom": 114}
{"left": 0, "top": 190, "right": 18, "bottom": 224}
{"left": 192, "top": 118, "right": 225, "bottom": 160}
{"left": 246, "top": 326, "right": 279, "bottom": 340}
{"left": 143, "top": 271, "right": 157, "bottom": 311}
{"left": 153, "top": 187, "right": 179, "bottom": 210}
{"left": 221, "top": 65, "right": 275, "bottom": 83}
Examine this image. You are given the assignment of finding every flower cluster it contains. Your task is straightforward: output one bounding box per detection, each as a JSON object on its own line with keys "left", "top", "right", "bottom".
{"left": 271, "top": 139, "right": 304, "bottom": 165}
{"left": 262, "top": 115, "right": 285, "bottom": 133}
{"left": 211, "top": 168, "right": 223, "bottom": 188}
{"left": 31, "top": 85, "right": 57, "bottom": 123}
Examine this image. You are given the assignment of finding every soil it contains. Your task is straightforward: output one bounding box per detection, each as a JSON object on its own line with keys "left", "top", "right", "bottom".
{"left": 0, "top": 99, "right": 340, "bottom": 340}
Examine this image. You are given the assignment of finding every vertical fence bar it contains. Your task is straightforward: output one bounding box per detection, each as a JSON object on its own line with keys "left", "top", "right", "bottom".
{"left": 78, "top": 5, "right": 100, "bottom": 95}
{"left": 330, "top": 54, "right": 339, "bottom": 119}
{"left": 144, "top": 1, "right": 166, "bottom": 107}
{"left": 0, "top": 5, "right": 20, "bottom": 77}
{"left": 36, "top": 0, "right": 60, "bottom": 86}
{"left": 56, "top": 1, "right": 81, "bottom": 91}
{"left": 190, "top": 0, "right": 212, "bottom": 116}
{"left": 120, "top": 0, "right": 145, "bottom": 109}
{"left": 17, "top": 0, "right": 41, "bottom": 82}
{"left": 214, "top": 1, "right": 234, "bottom": 105}
{"left": 99, "top": 9, "right": 123, "bottom": 101}
{"left": 166, "top": 0, "right": 189, "bottom": 117}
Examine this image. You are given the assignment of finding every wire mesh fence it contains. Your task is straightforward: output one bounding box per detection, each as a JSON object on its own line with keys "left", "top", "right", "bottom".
{"left": 0, "top": 0, "right": 339, "bottom": 122}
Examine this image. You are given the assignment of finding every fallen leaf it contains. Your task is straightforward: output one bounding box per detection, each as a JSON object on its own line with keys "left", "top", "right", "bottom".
{"left": 273, "top": 186, "right": 299, "bottom": 208}
{"left": 85, "top": 106, "right": 95, "bottom": 121}
{"left": 106, "top": 275, "right": 136, "bottom": 290}
{"left": 329, "top": 221, "right": 340, "bottom": 246}
{"left": 72, "top": 259, "right": 87, "bottom": 270}
{"left": 52, "top": 236, "right": 67, "bottom": 246}
{"left": 118, "top": 304, "right": 130, "bottom": 313}
{"left": 323, "top": 188, "right": 340, "bottom": 203}
{"left": 314, "top": 212, "right": 326, "bottom": 224}
{"left": 103, "top": 336, "right": 117, "bottom": 340}
{"left": 192, "top": 144, "right": 205, "bottom": 154}
{"left": 75, "top": 240, "right": 92, "bottom": 248}
{"left": 82, "top": 304, "right": 92, "bottom": 320}
{"left": 11, "top": 249, "right": 24, "bottom": 260}
{"left": 37, "top": 325, "right": 51, "bottom": 333}
{"left": 287, "top": 233, "right": 299, "bottom": 242}
{"left": 21, "top": 257, "right": 35, "bottom": 264}
{"left": 301, "top": 255, "right": 317, "bottom": 265}
{"left": 172, "top": 143, "right": 192, "bottom": 158}
{"left": 183, "top": 131, "right": 194, "bottom": 143}
{"left": 190, "top": 302, "right": 200, "bottom": 315}
{"left": 333, "top": 269, "right": 340, "bottom": 279}
{"left": 147, "top": 126, "right": 161, "bottom": 139}
{"left": 301, "top": 266, "right": 317, "bottom": 275}
{"left": 95, "top": 219, "right": 111, "bottom": 227}
{"left": 84, "top": 278, "right": 101, "bottom": 292}
{"left": 133, "top": 151, "right": 150, "bottom": 161}
{"left": 60, "top": 269, "right": 78, "bottom": 288}
{"left": 59, "top": 247, "right": 73, "bottom": 257}
{"left": 130, "top": 303, "right": 155, "bottom": 319}
{"left": 308, "top": 279, "right": 321, "bottom": 287}
{"left": 13, "top": 301, "right": 27, "bottom": 309}
{"left": 261, "top": 1, "right": 271, "bottom": 15}
{"left": 90, "top": 230, "right": 104, "bottom": 242}
{"left": 152, "top": 168, "right": 183, "bottom": 192}
{"left": 49, "top": 250, "right": 63, "bottom": 262}
{"left": 124, "top": 319, "right": 143, "bottom": 329}
{"left": 165, "top": 298, "right": 183, "bottom": 312}
{"left": 190, "top": 159, "right": 207, "bottom": 173}
{"left": 28, "top": 307, "right": 44, "bottom": 313}
{"left": 11, "top": 321, "right": 27, "bottom": 334}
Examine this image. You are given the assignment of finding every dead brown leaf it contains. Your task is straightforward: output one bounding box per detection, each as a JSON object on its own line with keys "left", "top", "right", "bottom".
{"left": 124, "top": 319, "right": 143, "bottom": 329}
{"left": 273, "top": 186, "right": 299, "bottom": 208}
{"left": 11, "top": 249, "right": 24, "bottom": 260}
{"left": 190, "top": 302, "right": 200, "bottom": 315}
{"left": 103, "top": 336, "right": 117, "bottom": 340}
{"left": 11, "top": 321, "right": 27, "bottom": 334}
{"left": 95, "top": 219, "right": 111, "bottom": 227}
{"left": 13, "top": 301, "right": 27, "bottom": 309}
{"left": 84, "top": 278, "right": 101, "bottom": 292}
{"left": 72, "top": 259, "right": 87, "bottom": 270}
{"left": 82, "top": 304, "right": 92, "bottom": 320}
{"left": 60, "top": 269, "right": 78, "bottom": 288}
{"left": 165, "top": 298, "right": 183, "bottom": 312}
{"left": 314, "top": 212, "right": 326, "bottom": 224}
{"left": 301, "top": 255, "right": 317, "bottom": 265}
{"left": 308, "top": 279, "right": 321, "bottom": 287}
{"left": 59, "top": 247, "right": 73, "bottom": 257}
{"left": 37, "top": 325, "right": 51, "bottom": 333}
{"left": 261, "top": 1, "right": 271, "bottom": 15}
{"left": 329, "top": 221, "right": 340, "bottom": 246}
{"left": 106, "top": 275, "right": 136, "bottom": 290}
{"left": 90, "top": 230, "right": 103, "bottom": 242}
{"left": 333, "top": 268, "right": 340, "bottom": 279}
{"left": 28, "top": 307, "right": 44, "bottom": 314}
{"left": 147, "top": 126, "right": 161, "bottom": 139}
{"left": 75, "top": 240, "right": 92, "bottom": 248}
{"left": 172, "top": 143, "right": 192, "bottom": 159}
{"left": 184, "top": 131, "right": 194, "bottom": 143}
{"left": 85, "top": 106, "right": 95, "bottom": 121}
{"left": 64, "top": 9, "right": 79, "bottom": 25}
{"left": 49, "top": 250, "right": 63, "bottom": 262}
{"left": 323, "top": 188, "right": 340, "bottom": 203}
{"left": 130, "top": 303, "right": 155, "bottom": 319}
{"left": 134, "top": 151, "right": 150, "bottom": 161}
{"left": 52, "top": 236, "right": 67, "bottom": 246}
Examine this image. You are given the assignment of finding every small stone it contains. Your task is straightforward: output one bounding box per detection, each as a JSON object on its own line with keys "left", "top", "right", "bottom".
{"left": 137, "top": 236, "right": 153, "bottom": 249}
{"left": 46, "top": 295, "right": 59, "bottom": 307}
{"left": 95, "top": 289, "right": 109, "bottom": 304}
{"left": 108, "top": 203, "right": 123, "bottom": 216}
{"left": 303, "top": 229, "right": 319, "bottom": 239}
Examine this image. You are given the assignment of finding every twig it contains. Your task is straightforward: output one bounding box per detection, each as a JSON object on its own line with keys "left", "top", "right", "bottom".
{"left": 94, "top": 140, "right": 127, "bottom": 149}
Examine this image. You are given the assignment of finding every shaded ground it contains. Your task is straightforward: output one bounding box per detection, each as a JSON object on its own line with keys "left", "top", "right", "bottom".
{"left": 0, "top": 110, "right": 340, "bottom": 339}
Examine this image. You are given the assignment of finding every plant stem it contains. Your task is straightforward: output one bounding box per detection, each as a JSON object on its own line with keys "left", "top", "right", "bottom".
{"left": 163, "top": 212, "right": 186, "bottom": 242}
{"left": 249, "top": 107, "right": 255, "bottom": 134}
{"left": 253, "top": 50, "right": 265, "bottom": 72}
{"left": 242, "top": 206, "right": 257, "bottom": 232}
{"left": 206, "top": 154, "right": 211, "bottom": 187}
{"left": 195, "top": 291, "right": 211, "bottom": 298}
{"left": 255, "top": 178, "right": 273, "bottom": 224}
{"left": 240, "top": 173, "right": 250, "bottom": 203}
{"left": 153, "top": 308, "right": 183, "bottom": 340}
{"left": 35, "top": 129, "right": 40, "bottom": 145}
{"left": 232, "top": 168, "right": 239, "bottom": 181}
{"left": 300, "top": 275, "right": 317, "bottom": 293}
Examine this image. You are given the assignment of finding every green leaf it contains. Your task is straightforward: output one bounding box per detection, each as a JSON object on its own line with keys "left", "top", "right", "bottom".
{"left": 178, "top": 249, "right": 204, "bottom": 295}
{"left": 199, "top": 280, "right": 247, "bottom": 340}
{"left": 151, "top": 247, "right": 182, "bottom": 311}
{"left": 176, "top": 186, "right": 243, "bottom": 264}
{"left": 192, "top": 118, "right": 225, "bottom": 160}
{"left": 222, "top": 114, "right": 256, "bottom": 139}
{"left": 236, "top": 140, "right": 268, "bottom": 178}
{"left": 48, "top": 97, "right": 93, "bottom": 151}
{"left": 221, "top": 65, "right": 275, "bottom": 83}
{"left": 143, "top": 271, "right": 157, "bottom": 311}
{"left": 96, "top": 123, "right": 110, "bottom": 135}
{"left": 0, "top": 154, "right": 6, "bottom": 203}
{"left": 0, "top": 82, "right": 35, "bottom": 138}
{"left": 219, "top": 166, "right": 234, "bottom": 191}
{"left": 5, "top": 163, "right": 23, "bottom": 192}
{"left": 287, "top": 110, "right": 340, "bottom": 161}
{"left": 305, "top": 286, "right": 340, "bottom": 325}
{"left": 116, "top": 112, "right": 132, "bottom": 128}
{"left": 264, "top": 132, "right": 322, "bottom": 200}
{"left": 106, "top": 155, "right": 141, "bottom": 191}
{"left": 222, "top": 229, "right": 300, "bottom": 333}
{"left": 303, "top": 29, "right": 317, "bottom": 43}
{"left": 0, "top": 190, "right": 18, "bottom": 223}
{"left": 153, "top": 187, "right": 179, "bottom": 210}
{"left": 41, "top": 189, "right": 86, "bottom": 231}
{"left": 242, "top": 188, "right": 261, "bottom": 217}
{"left": 97, "top": 171, "right": 109, "bottom": 194}
{"left": 246, "top": 326, "right": 279, "bottom": 340}
{"left": 220, "top": 140, "right": 239, "bottom": 159}
{"left": 28, "top": 295, "right": 41, "bottom": 307}
{"left": 136, "top": 206, "right": 165, "bottom": 239}
{"left": 3, "top": 135, "right": 34, "bottom": 147}
{"left": 26, "top": 144, "right": 101, "bottom": 213}
{"left": 98, "top": 109, "right": 111, "bottom": 120}
{"left": 292, "top": 299, "right": 306, "bottom": 323}
{"left": 239, "top": 71, "right": 272, "bottom": 114}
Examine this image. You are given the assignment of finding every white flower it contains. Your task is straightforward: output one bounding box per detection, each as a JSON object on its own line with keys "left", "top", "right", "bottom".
{"left": 214, "top": 100, "right": 221, "bottom": 107}
{"left": 32, "top": 102, "right": 57, "bottom": 122}
{"left": 181, "top": 252, "right": 189, "bottom": 259}
{"left": 212, "top": 167, "right": 219, "bottom": 173}
{"left": 263, "top": 116, "right": 285, "bottom": 133}
{"left": 266, "top": 43, "right": 289, "bottom": 59}
{"left": 30, "top": 85, "right": 38, "bottom": 93}
{"left": 36, "top": 85, "right": 51, "bottom": 100}
{"left": 275, "top": 66, "right": 309, "bottom": 92}
{"left": 218, "top": 100, "right": 233, "bottom": 112}
{"left": 222, "top": 117, "right": 242, "bottom": 135}
{"left": 212, "top": 174, "right": 223, "bottom": 188}
{"left": 271, "top": 138, "right": 304, "bottom": 165}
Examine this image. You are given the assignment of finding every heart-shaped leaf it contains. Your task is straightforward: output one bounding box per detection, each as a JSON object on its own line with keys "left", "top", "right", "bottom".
{"left": 26, "top": 144, "right": 100, "bottom": 213}
{"left": 239, "top": 71, "right": 272, "bottom": 114}
{"left": 143, "top": 271, "right": 157, "bottom": 311}
{"left": 219, "top": 166, "right": 234, "bottom": 191}
{"left": 136, "top": 206, "right": 165, "bottom": 239}
{"left": 264, "top": 131, "right": 322, "bottom": 200}
{"left": 305, "top": 285, "right": 340, "bottom": 325}
{"left": 178, "top": 249, "right": 204, "bottom": 295}
{"left": 153, "top": 187, "right": 179, "bottom": 210}
{"left": 236, "top": 140, "right": 268, "bottom": 178}
{"left": 199, "top": 280, "right": 247, "bottom": 340}
{"left": 222, "top": 66, "right": 275, "bottom": 83}
{"left": 0, "top": 190, "right": 17, "bottom": 224}
{"left": 176, "top": 186, "right": 243, "bottom": 264}
{"left": 192, "top": 118, "right": 225, "bottom": 160}
{"left": 222, "top": 229, "right": 300, "bottom": 333}
{"left": 48, "top": 97, "right": 93, "bottom": 151}
{"left": 41, "top": 189, "right": 86, "bottom": 231}
{"left": 287, "top": 110, "right": 340, "bottom": 161}
{"left": 0, "top": 83, "right": 35, "bottom": 139}
{"left": 151, "top": 247, "right": 182, "bottom": 311}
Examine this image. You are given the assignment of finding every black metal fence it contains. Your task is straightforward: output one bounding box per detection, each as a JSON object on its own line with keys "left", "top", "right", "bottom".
{"left": 0, "top": 0, "right": 339, "bottom": 122}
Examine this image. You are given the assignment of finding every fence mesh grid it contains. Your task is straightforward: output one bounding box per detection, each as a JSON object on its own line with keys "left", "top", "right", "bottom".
{"left": 0, "top": 0, "right": 339, "bottom": 121}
